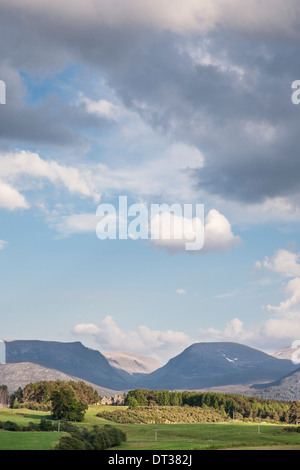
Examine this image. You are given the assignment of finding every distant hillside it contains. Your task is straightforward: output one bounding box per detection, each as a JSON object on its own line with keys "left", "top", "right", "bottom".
{"left": 137, "top": 342, "right": 297, "bottom": 390}
{"left": 270, "top": 346, "right": 300, "bottom": 362}
{"left": 251, "top": 366, "right": 300, "bottom": 401}
{"left": 103, "top": 351, "right": 162, "bottom": 375}
{"left": 0, "top": 362, "right": 120, "bottom": 396}
{"left": 5, "top": 340, "right": 130, "bottom": 391}
{"left": 4, "top": 340, "right": 298, "bottom": 395}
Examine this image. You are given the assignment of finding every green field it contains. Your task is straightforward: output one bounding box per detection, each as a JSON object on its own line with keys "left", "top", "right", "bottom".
{"left": 1, "top": 406, "right": 300, "bottom": 450}
{"left": 0, "top": 431, "right": 62, "bottom": 450}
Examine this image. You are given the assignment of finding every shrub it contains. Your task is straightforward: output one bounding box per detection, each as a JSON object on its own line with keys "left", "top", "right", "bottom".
{"left": 55, "top": 435, "right": 90, "bottom": 450}
{"left": 55, "top": 425, "right": 127, "bottom": 450}
{"left": 39, "top": 418, "right": 54, "bottom": 431}
{"left": 3, "top": 421, "right": 20, "bottom": 431}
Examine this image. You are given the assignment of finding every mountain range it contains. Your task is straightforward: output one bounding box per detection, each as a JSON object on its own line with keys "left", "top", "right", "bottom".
{"left": 1, "top": 339, "right": 299, "bottom": 399}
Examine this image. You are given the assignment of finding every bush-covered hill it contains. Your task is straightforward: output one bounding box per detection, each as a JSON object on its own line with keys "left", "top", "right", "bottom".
{"left": 97, "top": 406, "right": 226, "bottom": 424}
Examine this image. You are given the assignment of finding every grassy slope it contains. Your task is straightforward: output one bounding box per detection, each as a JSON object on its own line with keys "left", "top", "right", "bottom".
{"left": 1, "top": 406, "right": 300, "bottom": 450}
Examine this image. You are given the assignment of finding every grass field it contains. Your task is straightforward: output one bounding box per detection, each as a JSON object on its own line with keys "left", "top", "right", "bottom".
{"left": 0, "top": 432, "right": 62, "bottom": 450}
{"left": 1, "top": 406, "right": 300, "bottom": 450}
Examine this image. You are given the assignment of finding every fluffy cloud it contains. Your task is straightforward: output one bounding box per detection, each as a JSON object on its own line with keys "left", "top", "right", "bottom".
{"left": 255, "top": 249, "right": 300, "bottom": 314}
{"left": 0, "top": 181, "right": 29, "bottom": 211}
{"left": 77, "top": 93, "right": 121, "bottom": 120}
{"left": 198, "top": 314, "right": 300, "bottom": 351}
{"left": 258, "top": 249, "right": 300, "bottom": 278}
{"left": 199, "top": 318, "right": 248, "bottom": 342}
{"left": 0, "top": 150, "right": 101, "bottom": 210}
{"left": 54, "top": 205, "right": 240, "bottom": 257}
{"left": 265, "top": 278, "right": 300, "bottom": 314}
{"left": 72, "top": 315, "right": 192, "bottom": 362}
{"left": 150, "top": 209, "right": 241, "bottom": 254}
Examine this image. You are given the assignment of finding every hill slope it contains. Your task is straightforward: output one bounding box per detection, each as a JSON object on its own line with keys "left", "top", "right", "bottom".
{"left": 0, "top": 362, "right": 120, "bottom": 396}
{"left": 137, "top": 342, "right": 297, "bottom": 390}
{"left": 251, "top": 366, "right": 300, "bottom": 401}
{"left": 5, "top": 340, "right": 130, "bottom": 391}
{"left": 270, "top": 346, "right": 300, "bottom": 362}
{"left": 103, "top": 351, "right": 162, "bottom": 375}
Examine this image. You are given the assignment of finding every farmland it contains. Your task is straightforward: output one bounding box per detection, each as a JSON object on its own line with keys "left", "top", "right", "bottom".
{"left": 0, "top": 405, "right": 300, "bottom": 450}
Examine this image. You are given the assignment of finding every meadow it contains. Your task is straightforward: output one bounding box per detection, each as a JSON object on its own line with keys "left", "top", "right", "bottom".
{"left": 1, "top": 405, "right": 300, "bottom": 450}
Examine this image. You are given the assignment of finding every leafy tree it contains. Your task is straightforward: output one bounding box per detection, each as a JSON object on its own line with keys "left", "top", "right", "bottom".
{"left": 127, "top": 397, "right": 139, "bottom": 409}
{"left": 51, "top": 387, "right": 88, "bottom": 422}
{"left": 125, "top": 389, "right": 148, "bottom": 406}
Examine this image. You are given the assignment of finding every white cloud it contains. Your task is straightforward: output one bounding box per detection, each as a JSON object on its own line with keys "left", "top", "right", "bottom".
{"left": 0, "top": 181, "right": 29, "bottom": 211}
{"left": 54, "top": 213, "right": 98, "bottom": 237}
{"left": 0, "top": 240, "right": 8, "bottom": 250}
{"left": 262, "top": 313, "right": 300, "bottom": 339}
{"left": 53, "top": 206, "right": 240, "bottom": 257}
{"left": 90, "top": 141, "right": 205, "bottom": 202}
{"left": 176, "top": 289, "right": 186, "bottom": 295}
{"left": 78, "top": 93, "right": 121, "bottom": 120}
{"left": 199, "top": 318, "right": 248, "bottom": 342}
{"left": 0, "top": 150, "right": 101, "bottom": 203}
{"left": 259, "top": 249, "right": 300, "bottom": 278}
{"left": 72, "top": 315, "right": 192, "bottom": 362}
{"left": 73, "top": 323, "right": 101, "bottom": 335}
{"left": 198, "top": 313, "right": 300, "bottom": 351}
{"left": 150, "top": 209, "right": 241, "bottom": 254}
{"left": 255, "top": 249, "right": 300, "bottom": 315}
{"left": 265, "top": 277, "right": 300, "bottom": 314}
{"left": 204, "top": 209, "right": 241, "bottom": 252}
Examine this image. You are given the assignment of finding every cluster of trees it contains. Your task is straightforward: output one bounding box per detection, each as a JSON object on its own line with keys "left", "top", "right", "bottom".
{"left": 55, "top": 424, "right": 127, "bottom": 450}
{"left": 9, "top": 380, "right": 100, "bottom": 411}
{"left": 6, "top": 380, "right": 100, "bottom": 422}
{"left": 124, "top": 389, "right": 300, "bottom": 423}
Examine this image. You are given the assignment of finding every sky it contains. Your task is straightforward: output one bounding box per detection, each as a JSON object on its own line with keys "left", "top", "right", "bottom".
{"left": 1, "top": 0, "right": 300, "bottom": 362}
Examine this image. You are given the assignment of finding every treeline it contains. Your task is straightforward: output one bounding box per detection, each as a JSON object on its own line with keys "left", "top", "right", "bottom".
{"left": 124, "top": 389, "right": 300, "bottom": 423}
{"left": 9, "top": 380, "right": 100, "bottom": 411}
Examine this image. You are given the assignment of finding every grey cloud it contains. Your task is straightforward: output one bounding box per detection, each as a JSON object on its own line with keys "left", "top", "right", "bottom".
{"left": 0, "top": 64, "right": 114, "bottom": 149}
{"left": 1, "top": 3, "right": 300, "bottom": 204}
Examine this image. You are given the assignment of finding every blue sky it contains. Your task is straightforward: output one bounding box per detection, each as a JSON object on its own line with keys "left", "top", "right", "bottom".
{"left": 1, "top": 1, "right": 300, "bottom": 362}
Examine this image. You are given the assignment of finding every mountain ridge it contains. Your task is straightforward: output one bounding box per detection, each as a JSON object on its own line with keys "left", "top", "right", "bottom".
{"left": 5, "top": 339, "right": 130, "bottom": 390}
{"left": 135, "top": 341, "right": 298, "bottom": 389}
